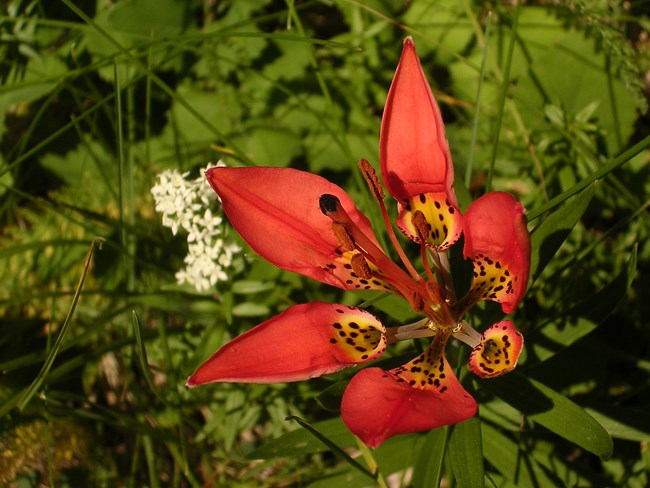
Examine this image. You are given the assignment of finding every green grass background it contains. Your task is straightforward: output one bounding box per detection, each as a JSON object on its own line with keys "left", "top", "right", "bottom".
{"left": 1, "top": 0, "right": 649, "bottom": 486}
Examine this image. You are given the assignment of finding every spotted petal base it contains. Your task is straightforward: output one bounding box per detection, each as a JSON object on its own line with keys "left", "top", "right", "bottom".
{"left": 469, "top": 321, "right": 523, "bottom": 378}
{"left": 341, "top": 345, "right": 477, "bottom": 447}
{"left": 187, "top": 302, "right": 386, "bottom": 386}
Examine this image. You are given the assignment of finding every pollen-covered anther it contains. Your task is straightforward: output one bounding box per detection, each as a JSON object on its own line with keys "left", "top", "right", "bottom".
{"left": 332, "top": 221, "right": 356, "bottom": 252}
{"left": 396, "top": 192, "right": 462, "bottom": 250}
{"left": 411, "top": 210, "right": 431, "bottom": 242}
{"left": 351, "top": 253, "right": 373, "bottom": 280}
{"left": 469, "top": 320, "right": 523, "bottom": 378}
{"left": 359, "top": 158, "right": 385, "bottom": 201}
{"left": 326, "top": 251, "right": 394, "bottom": 292}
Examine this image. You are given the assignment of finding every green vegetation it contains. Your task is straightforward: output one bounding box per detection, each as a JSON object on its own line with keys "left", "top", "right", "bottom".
{"left": 1, "top": 0, "right": 648, "bottom": 486}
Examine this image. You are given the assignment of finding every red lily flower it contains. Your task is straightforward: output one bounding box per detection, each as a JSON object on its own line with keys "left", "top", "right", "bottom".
{"left": 187, "top": 37, "right": 531, "bottom": 448}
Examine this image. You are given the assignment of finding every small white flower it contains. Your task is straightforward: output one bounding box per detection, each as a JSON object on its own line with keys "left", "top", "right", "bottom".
{"left": 151, "top": 161, "right": 241, "bottom": 292}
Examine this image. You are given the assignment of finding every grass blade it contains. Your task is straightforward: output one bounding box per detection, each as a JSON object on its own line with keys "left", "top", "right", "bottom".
{"left": 285, "top": 415, "right": 379, "bottom": 482}
{"left": 17, "top": 238, "right": 102, "bottom": 411}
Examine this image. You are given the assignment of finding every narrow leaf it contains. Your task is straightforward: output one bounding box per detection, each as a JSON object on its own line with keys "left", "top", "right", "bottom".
{"left": 529, "top": 246, "right": 637, "bottom": 363}
{"left": 411, "top": 427, "right": 447, "bottom": 488}
{"left": 481, "top": 374, "right": 613, "bottom": 459}
{"left": 449, "top": 417, "right": 485, "bottom": 487}
{"left": 527, "top": 134, "right": 650, "bottom": 221}
{"left": 285, "top": 416, "right": 378, "bottom": 482}
{"left": 17, "top": 239, "right": 101, "bottom": 411}
{"left": 248, "top": 418, "right": 354, "bottom": 459}
{"left": 482, "top": 422, "right": 565, "bottom": 487}
{"left": 585, "top": 404, "right": 650, "bottom": 442}
{"left": 131, "top": 311, "right": 167, "bottom": 405}
{"left": 529, "top": 183, "right": 596, "bottom": 282}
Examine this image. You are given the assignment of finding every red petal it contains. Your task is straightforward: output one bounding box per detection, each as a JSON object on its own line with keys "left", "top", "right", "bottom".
{"left": 186, "top": 302, "right": 386, "bottom": 386}
{"left": 462, "top": 192, "right": 531, "bottom": 313}
{"left": 341, "top": 349, "right": 477, "bottom": 447}
{"left": 469, "top": 320, "right": 523, "bottom": 378}
{"left": 206, "top": 166, "right": 383, "bottom": 290}
{"left": 380, "top": 37, "right": 457, "bottom": 205}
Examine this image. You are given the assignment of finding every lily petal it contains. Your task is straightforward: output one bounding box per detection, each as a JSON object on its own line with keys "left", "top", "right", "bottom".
{"left": 341, "top": 346, "right": 477, "bottom": 447}
{"left": 380, "top": 37, "right": 462, "bottom": 249}
{"left": 187, "top": 302, "right": 386, "bottom": 386}
{"left": 469, "top": 321, "right": 523, "bottom": 378}
{"left": 458, "top": 192, "right": 531, "bottom": 314}
{"left": 206, "top": 166, "right": 390, "bottom": 291}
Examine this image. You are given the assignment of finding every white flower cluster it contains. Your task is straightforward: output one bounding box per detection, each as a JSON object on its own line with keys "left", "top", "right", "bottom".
{"left": 151, "top": 162, "right": 241, "bottom": 292}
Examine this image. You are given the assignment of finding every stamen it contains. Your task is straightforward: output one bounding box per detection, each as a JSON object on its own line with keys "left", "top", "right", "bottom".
{"left": 319, "top": 194, "right": 426, "bottom": 305}
{"left": 394, "top": 317, "right": 430, "bottom": 333}
{"left": 359, "top": 158, "right": 385, "bottom": 201}
{"left": 356, "top": 160, "right": 422, "bottom": 282}
{"left": 429, "top": 248, "right": 454, "bottom": 300}
{"left": 350, "top": 253, "right": 372, "bottom": 279}
{"left": 332, "top": 222, "right": 355, "bottom": 251}
{"left": 387, "top": 328, "right": 438, "bottom": 343}
{"left": 386, "top": 318, "right": 433, "bottom": 343}
{"left": 451, "top": 320, "right": 482, "bottom": 348}
{"left": 411, "top": 210, "right": 431, "bottom": 243}
{"left": 412, "top": 211, "right": 438, "bottom": 286}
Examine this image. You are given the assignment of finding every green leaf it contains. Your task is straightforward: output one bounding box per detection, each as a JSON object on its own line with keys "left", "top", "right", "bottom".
{"left": 481, "top": 373, "right": 613, "bottom": 459}
{"left": 316, "top": 380, "right": 348, "bottom": 412}
{"left": 231, "top": 302, "right": 270, "bottom": 317}
{"left": 585, "top": 404, "right": 650, "bottom": 442}
{"left": 482, "top": 422, "right": 564, "bottom": 487}
{"left": 449, "top": 417, "right": 485, "bottom": 487}
{"left": 0, "top": 55, "right": 68, "bottom": 107}
{"left": 248, "top": 417, "right": 355, "bottom": 459}
{"left": 234, "top": 124, "right": 302, "bottom": 167}
{"left": 526, "top": 135, "right": 650, "bottom": 221}
{"left": 411, "top": 427, "right": 447, "bottom": 488}
{"left": 17, "top": 240, "right": 100, "bottom": 412}
{"left": 529, "top": 246, "right": 637, "bottom": 362}
{"left": 131, "top": 312, "right": 168, "bottom": 405}
{"left": 231, "top": 280, "right": 275, "bottom": 294}
{"left": 307, "top": 434, "right": 421, "bottom": 488}
{"left": 284, "top": 416, "right": 378, "bottom": 482}
{"left": 529, "top": 182, "right": 596, "bottom": 282}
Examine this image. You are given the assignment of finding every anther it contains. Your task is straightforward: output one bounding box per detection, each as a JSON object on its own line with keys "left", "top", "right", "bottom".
{"left": 351, "top": 253, "right": 373, "bottom": 279}
{"left": 412, "top": 210, "right": 430, "bottom": 243}
{"left": 332, "top": 222, "right": 355, "bottom": 251}
{"left": 359, "top": 158, "right": 385, "bottom": 201}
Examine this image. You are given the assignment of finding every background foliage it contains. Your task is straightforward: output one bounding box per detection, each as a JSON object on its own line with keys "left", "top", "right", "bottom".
{"left": 1, "top": 0, "right": 649, "bottom": 486}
